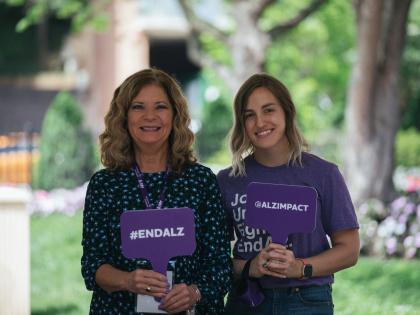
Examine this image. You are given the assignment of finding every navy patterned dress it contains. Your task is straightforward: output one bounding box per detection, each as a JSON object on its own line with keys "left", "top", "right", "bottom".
{"left": 81, "top": 163, "right": 232, "bottom": 315}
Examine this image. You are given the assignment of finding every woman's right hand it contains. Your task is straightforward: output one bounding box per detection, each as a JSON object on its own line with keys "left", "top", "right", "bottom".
{"left": 126, "top": 269, "right": 168, "bottom": 298}
{"left": 249, "top": 243, "right": 288, "bottom": 279}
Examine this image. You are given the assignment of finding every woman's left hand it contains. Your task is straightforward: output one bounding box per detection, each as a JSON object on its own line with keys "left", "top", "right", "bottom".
{"left": 264, "top": 247, "right": 302, "bottom": 278}
{"left": 159, "top": 284, "right": 198, "bottom": 314}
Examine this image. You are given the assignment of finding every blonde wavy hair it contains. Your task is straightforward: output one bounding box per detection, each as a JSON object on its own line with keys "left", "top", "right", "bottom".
{"left": 100, "top": 68, "right": 196, "bottom": 172}
{"left": 230, "top": 73, "right": 308, "bottom": 176}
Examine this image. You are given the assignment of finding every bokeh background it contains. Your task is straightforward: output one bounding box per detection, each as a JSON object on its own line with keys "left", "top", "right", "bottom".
{"left": 0, "top": 0, "right": 419, "bottom": 314}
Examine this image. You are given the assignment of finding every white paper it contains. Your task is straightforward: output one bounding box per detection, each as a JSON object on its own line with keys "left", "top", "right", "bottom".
{"left": 136, "top": 270, "right": 173, "bottom": 314}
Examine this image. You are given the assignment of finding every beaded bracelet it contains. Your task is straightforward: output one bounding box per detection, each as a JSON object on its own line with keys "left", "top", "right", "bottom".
{"left": 186, "top": 286, "right": 201, "bottom": 315}
{"left": 193, "top": 285, "right": 201, "bottom": 303}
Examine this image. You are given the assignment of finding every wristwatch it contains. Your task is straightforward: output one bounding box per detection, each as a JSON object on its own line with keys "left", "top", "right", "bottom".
{"left": 302, "top": 263, "right": 313, "bottom": 279}
{"left": 297, "top": 258, "right": 313, "bottom": 279}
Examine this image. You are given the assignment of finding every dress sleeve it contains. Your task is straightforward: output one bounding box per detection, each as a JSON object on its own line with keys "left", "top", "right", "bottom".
{"left": 216, "top": 170, "right": 235, "bottom": 241}
{"left": 195, "top": 170, "right": 233, "bottom": 312}
{"left": 81, "top": 171, "right": 115, "bottom": 291}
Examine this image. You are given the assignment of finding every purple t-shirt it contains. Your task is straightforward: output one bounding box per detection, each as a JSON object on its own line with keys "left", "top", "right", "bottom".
{"left": 217, "top": 153, "right": 359, "bottom": 288}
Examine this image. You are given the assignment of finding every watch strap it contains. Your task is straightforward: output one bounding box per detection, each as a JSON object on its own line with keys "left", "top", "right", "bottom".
{"left": 296, "top": 258, "right": 310, "bottom": 280}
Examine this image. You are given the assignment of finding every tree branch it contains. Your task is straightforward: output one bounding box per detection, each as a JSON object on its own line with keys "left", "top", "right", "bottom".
{"left": 178, "top": 0, "right": 229, "bottom": 43}
{"left": 268, "top": 0, "right": 328, "bottom": 39}
{"left": 184, "top": 30, "right": 234, "bottom": 89}
{"left": 251, "top": 0, "right": 277, "bottom": 19}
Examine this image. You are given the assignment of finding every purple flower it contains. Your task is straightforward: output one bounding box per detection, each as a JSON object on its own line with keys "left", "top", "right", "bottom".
{"left": 390, "top": 197, "right": 406, "bottom": 217}
{"left": 398, "top": 214, "right": 408, "bottom": 225}
{"left": 416, "top": 233, "right": 420, "bottom": 248}
{"left": 385, "top": 237, "right": 398, "bottom": 255}
{"left": 405, "top": 247, "right": 417, "bottom": 259}
{"left": 403, "top": 202, "right": 415, "bottom": 216}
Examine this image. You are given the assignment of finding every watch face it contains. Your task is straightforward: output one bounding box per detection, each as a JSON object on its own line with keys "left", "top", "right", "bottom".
{"left": 304, "top": 264, "right": 313, "bottom": 278}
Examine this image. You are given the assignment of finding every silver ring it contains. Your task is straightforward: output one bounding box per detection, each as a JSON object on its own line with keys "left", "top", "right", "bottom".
{"left": 146, "top": 286, "right": 151, "bottom": 292}
{"left": 262, "top": 260, "right": 269, "bottom": 269}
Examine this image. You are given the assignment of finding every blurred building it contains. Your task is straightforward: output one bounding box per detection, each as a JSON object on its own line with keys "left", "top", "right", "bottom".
{"left": 0, "top": 0, "right": 225, "bottom": 139}
{"left": 1, "top": 0, "right": 226, "bottom": 184}
{"left": 67, "top": 0, "right": 205, "bottom": 137}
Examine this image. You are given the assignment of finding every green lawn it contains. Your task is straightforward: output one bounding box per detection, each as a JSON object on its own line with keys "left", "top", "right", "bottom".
{"left": 31, "top": 212, "right": 420, "bottom": 315}
{"left": 31, "top": 211, "right": 90, "bottom": 315}
{"left": 334, "top": 256, "right": 420, "bottom": 314}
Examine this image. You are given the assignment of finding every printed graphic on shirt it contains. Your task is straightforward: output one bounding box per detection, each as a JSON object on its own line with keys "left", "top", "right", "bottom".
{"left": 231, "top": 192, "right": 272, "bottom": 256}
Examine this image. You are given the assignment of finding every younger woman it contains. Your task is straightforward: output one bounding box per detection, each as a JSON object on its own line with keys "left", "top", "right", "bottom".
{"left": 217, "top": 73, "right": 359, "bottom": 315}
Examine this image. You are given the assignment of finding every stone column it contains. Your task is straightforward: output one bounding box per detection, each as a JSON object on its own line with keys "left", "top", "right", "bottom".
{"left": 0, "top": 186, "right": 31, "bottom": 315}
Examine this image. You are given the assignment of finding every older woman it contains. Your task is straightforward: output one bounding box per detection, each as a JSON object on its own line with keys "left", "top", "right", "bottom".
{"left": 81, "top": 68, "right": 232, "bottom": 315}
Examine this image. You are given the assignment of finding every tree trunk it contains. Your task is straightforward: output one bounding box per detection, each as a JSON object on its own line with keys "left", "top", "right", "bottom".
{"left": 228, "top": 1, "right": 269, "bottom": 93}
{"left": 344, "top": 0, "right": 412, "bottom": 205}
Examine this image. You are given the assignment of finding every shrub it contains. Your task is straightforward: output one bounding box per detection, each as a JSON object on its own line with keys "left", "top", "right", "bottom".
{"left": 358, "top": 192, "right": 420, "bottom": 259}
{"left": 395, "top": 128, "right": 420, "bottom": 167}
{"left": 35, "top": 92, "right": 97, "bottom": 190}
{"left": 196, "top": 97, "right": 232, "bottom": 162}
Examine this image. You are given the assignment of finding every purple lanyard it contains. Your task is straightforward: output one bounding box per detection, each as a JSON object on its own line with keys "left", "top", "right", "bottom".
{"left": 133, "top": 164, "right": 170, "bottom": 209}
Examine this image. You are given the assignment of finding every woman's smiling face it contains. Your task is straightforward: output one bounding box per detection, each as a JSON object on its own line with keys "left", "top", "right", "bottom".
{"left": 127, "top": 84, "right": 174, "bottom": 150}
{"left": 244, "top": 87, "right": 288, "bottom": 152}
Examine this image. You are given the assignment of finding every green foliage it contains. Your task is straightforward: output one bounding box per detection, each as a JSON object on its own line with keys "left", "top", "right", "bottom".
{"left": 31, "top": 211, "right": 90, "bottom": 315}
{"left": 196, "top": 96, "right": 232, "bottom": 162}
{"left": 265, "top": 0, "right": 355, "bottom": 136}
{"left": 200, "top": 33, "right": 232, "bottom": 66}
{"left": 5, "top": 0, "right": 109, "bottom": 33}
{"left": 194, "top": 2, "right": 356, "bottom": 165}
{"left": 0, "top": 2, "right": 70, "bottom": 74}
{"left": 395, "top": 128, "right": 420, "bottom": 167}
{"left": 35, "top": 92, "right": 97, "bottom": 190}
{"left": 334, "top": 257, "right": 420, "bottom": 314}
{"left": 206, "top": 145, "right": 231, "bottom": 168}
{"left": 401, "top": 92, "right": 420, "bottom": 131}
{"left": 260, "top": 0, "right": 319, "bottom": 31}
{"left": 401, "top": 0, "right": 420, "bottom": 131}
{"left": 307, "top": 128, "right": 343, "bottom": 166}
{"left": 0, "top": 3, "right": 38, "bottom": 73}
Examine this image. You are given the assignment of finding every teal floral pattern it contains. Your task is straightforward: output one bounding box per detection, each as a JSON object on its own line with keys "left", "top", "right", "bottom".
{"left": 81, "top": 164, "right": 232, "bottom": 314}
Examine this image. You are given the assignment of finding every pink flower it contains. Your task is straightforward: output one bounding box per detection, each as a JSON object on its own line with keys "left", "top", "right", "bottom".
{"left": 406, "top": 176, "right": 420, "bottom": 193}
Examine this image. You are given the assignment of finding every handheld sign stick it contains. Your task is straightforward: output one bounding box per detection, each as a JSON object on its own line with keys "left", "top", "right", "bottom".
{"left": 245, "top": 182, "right": 318, "bottom": 244}
{"left": 120, "top": 207, "right": 196, "bottom": 275}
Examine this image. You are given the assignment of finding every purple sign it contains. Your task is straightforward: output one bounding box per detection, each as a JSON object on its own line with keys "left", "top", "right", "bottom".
{"left": 246, "top": 182, "right": 317, "bottom": 244}
{"left": 120, "top": 208, "right": 196, "bottom": 275}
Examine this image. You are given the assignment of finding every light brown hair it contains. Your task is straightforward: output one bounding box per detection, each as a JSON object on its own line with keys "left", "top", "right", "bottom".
{"left": 230, "top": 73, "right": 308, "bottom": 176}
{"left": 100, "top": 68, "right": 196, "bottom": 172}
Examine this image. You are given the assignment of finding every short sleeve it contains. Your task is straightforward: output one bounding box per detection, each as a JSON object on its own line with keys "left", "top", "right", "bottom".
{"left": 321, "top": 166, "right": 359, "bottom": 235}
